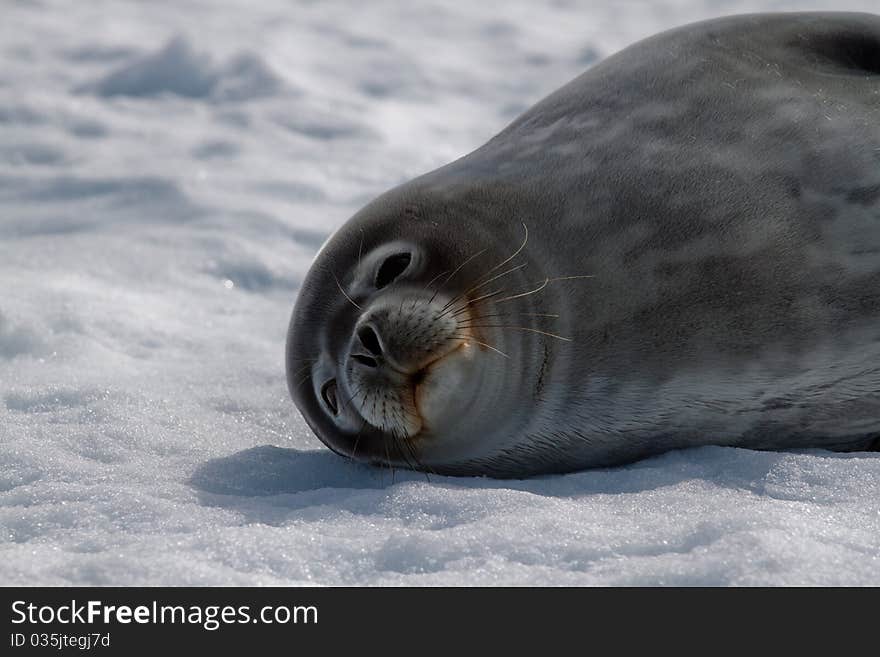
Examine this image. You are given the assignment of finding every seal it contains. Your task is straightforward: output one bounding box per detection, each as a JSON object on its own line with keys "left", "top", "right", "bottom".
{"left": 286, "top": 12, "right": 880, "bottom": 477}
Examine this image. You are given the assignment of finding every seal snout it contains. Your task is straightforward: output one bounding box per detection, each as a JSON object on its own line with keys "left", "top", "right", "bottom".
{"left": 343, "top": 293, "right": 471, "bottom": 438}
{"left": 349, "top": 296, "right": 462, "bottom": 376}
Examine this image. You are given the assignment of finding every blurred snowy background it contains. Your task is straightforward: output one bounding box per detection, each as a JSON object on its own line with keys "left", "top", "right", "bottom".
{"left": 1, "top": 0, "right": 879, "bottom": 585}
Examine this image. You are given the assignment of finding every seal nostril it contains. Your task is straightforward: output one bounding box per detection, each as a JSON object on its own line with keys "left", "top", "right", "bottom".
{"left": 357, "top": 326, "right": 383, "bottom": 356}
{"left": 352, "top": 354, "right": 378, "bottom": 368}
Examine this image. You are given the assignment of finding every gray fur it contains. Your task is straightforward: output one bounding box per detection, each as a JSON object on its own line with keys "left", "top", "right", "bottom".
{"left": 288, "top": 12, "right": 880, "bottom": 477}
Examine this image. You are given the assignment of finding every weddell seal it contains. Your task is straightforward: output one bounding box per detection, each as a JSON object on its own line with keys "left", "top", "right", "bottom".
{"left": 286, "top": 12, "right": 880, "bottom": 477}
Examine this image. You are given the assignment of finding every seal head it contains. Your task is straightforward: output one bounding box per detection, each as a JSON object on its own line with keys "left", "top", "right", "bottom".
{"left": 287, "top": 186, "right": 562, "bottom": 475}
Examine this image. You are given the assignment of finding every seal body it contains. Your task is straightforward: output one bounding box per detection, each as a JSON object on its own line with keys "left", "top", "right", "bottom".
{"left": 287, "top": 12, "right": 880, "bottom": 477}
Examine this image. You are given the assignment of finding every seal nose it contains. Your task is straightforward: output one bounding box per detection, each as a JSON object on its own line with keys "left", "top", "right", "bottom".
{"left": 357, "top": 325, "right": 383, "bottom": 358}
{"left": 350, "top": 324, "right": 383, "bottom": 369}
{"left": 349, "top": 297, "right": 460, "bottom": 375}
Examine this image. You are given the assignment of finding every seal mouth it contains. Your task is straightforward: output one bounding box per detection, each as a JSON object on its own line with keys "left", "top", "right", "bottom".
{"left": 409, "top": 340, "right": 470, "bottom": 433}
{"left": 346, "top": 333, "right": 472, "bottom": 442}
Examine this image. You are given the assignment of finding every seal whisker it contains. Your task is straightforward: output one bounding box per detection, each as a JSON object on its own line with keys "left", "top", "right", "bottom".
{"left": 289, "top": 362, "right": 316, "bottom": 386}
{"left": 467, "top": 311, "right": 559, "bottom": 320}
{"left": 422, "top": 269, "right": 452, "bottom": 294}
{"left": 437, "top": 224, "right": 528, "bottom": 312}
{"left": 492, "top": 278, "right": 549, "bottom": 304}
{"left": 456, "top": 287, "right": 506, "bottom": 307}
{"left": 287, "top": 358, "right": 319, "bottom": 384}
{"left": 445, "top": 273, "right": 593, "bottom": 320}
{"left": 399, "top": 427, "right": 435, "bottom": 480}
{"left": 544, "top": 275, "right": 596, "bottom": 283}
{"left": 339, "top": 382, "right": 366, "bottom": 415}
{"left": 382, "top": 433, "right": 396, "bottom": 483}
{"left": 449, "top": 334, "right": 510, "bottom": 358}
{"left": 477, "top": 222, "right": 529, "bottom": 281}
{"left": 332, "top": 271, "right": 361, "bottom": 310}
{"left": 391, "top": 405, "right": 431, "bottom": 478}
{"left": 439, "top": 288, "right": 507, "bottom": 320}
{"left": 451, "top": 274, "right": 594, "bottom": 318}
{"left": 462, "top": 262, "right": 528, "bottom": 296}
{"left": 389, "top": 426, "right": 416, "bottom": 473}
{"left": 447, "top": 292, "right": 512, "bottom": 318}
{"left": 456, "top": 324, "right": 573, "bottom": 342}
{"left": 349, "top": 416, "right": 369, "bottom": 462}
{"left": 429, "top": 247, "right": 489, "bottom": 304}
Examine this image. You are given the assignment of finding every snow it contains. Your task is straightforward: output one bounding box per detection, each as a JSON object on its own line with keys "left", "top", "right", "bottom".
{"left": 2, "top": 0, "right": 879, "bottom": 586}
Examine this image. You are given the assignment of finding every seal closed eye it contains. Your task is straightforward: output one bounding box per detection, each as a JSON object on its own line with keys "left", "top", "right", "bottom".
{"left": 375, "top": 253, "right": 412, "bottom": 288}
{"left": 287, "top": 12, "right": 880, "bottom": 477}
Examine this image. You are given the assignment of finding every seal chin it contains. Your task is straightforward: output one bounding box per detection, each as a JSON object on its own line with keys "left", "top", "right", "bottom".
{"left": 345, "top": 367, "right": 423, "bottom": 438}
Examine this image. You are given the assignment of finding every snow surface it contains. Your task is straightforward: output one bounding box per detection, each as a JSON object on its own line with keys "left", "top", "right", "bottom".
{"left": 2, "top": 0, "right": 879, "bottom": 586}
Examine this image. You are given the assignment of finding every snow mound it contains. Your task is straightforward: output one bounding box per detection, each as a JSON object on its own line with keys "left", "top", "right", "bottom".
{"left": 0, "top": 312, "right": 44, "bottom": 359}
{"left": 86, "top": 37, "right": 285, "bottom": 101}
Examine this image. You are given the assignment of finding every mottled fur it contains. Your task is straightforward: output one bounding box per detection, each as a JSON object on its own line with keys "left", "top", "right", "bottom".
{"left": 288, "top": 13, "right": 880, "bottom": 476}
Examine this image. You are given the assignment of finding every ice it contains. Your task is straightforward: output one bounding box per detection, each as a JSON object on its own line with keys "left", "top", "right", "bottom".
{"left": 1, "top": 0, "right": 879, "bottom": 586}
